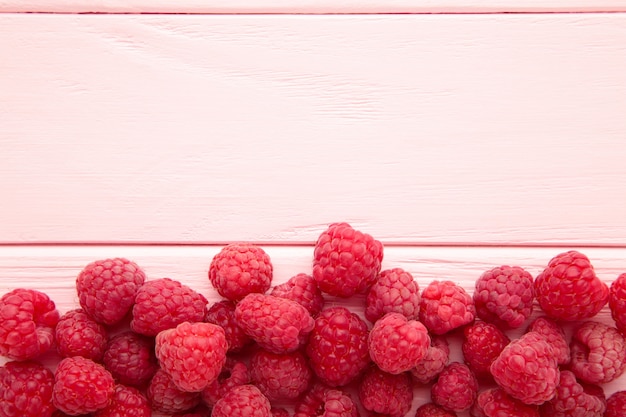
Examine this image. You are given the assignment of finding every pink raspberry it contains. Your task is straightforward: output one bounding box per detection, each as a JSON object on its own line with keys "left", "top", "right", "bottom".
{"left": 294, "top": 383, "right": 359, "bottom": 417}
{"left": 250, "top": 349, "right": 313, "bottom": 401}
{"left": 368, "top": 312, "right": 430, "bottom": 374}
{"left": 473, "top": 265, "right": 534, "bottom": 329}
{"left": 306, "top": 306, "right": 371, "bottom": 387}
{"left": 0, "top": 360, "right": 55, "bottom": 417}
{"left": 365, "top": 268, "right": 421, "bottom": 323}
{"left": 208, "top": 243, "right": 273, "bottom": 301}
{"left": 0, "top": 288, "right": 59, "bottom": 360}
{"left": 147, "top": 369, "right": 201, "bottom": 414}
{"left": 419, "top": 280, "right": 476, "bottom": 335}
{"left": 358, "top": 366, "right": 413, "bottom": 417}
{"left": 414, "top": 403, "right": 457, "bottom": 417}
{"left": 609, "top": 273, "right": 626, "bottom": 333}
{"left": 205, "top": 300, "right": 252, "bottom": 352}
{"left": 471, "top": 387, "right": 540, "bottom": 417}
{"left": 569, "top": 321, "right": 626, "bottom": 384}
{"left": 462, "top": 321, "right": 510, "bottom": 379}
{"left": 155, "top": 321, "right": 228, "bottom": 392}
{"left": 431, "top": 362, "right": 478, "bottom": 412}
{"left": 411, "top": 335, "right": 450, "bottom": 384}
{"left": 211, "top": 384, "right": 272, "bottom": 417}
{"left": 526, "top": 316, "right": 570, "bottom": 365}
{"left": 55, "top": 308, "right": 108, "bottom": 361}
{"left": 52, "top": 356, "right": 115, "bottom": 415}
{"left": 534, "top": 250, "right": 609, "bottom": 321}
{"left": 201, "top": 359, "right": 249, "bottom": 407}
{"left": 92, "top": 384, "right": 151, "bottom": 417}
{"left": 539, "top": 370, "right": 606, "bottom": 417}
{"left": 312, "top": 222, "right": 384, "bottom": 298}
{"left": 235, "top": 293, "right": 314, "bottom": 354}
{"left": 103, "top": 331, "right": 158, "bottom": 387}
{"left": 131, "top": 278, "right": 207, "bottom": 336}
{"left": 605, "top": 390, "right": 626, "bottom": 417}
{"left": 270, "top": 273, "right": 325, "bottom": 316}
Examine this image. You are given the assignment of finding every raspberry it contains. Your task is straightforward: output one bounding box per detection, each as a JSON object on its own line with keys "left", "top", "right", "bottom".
{"left": 0, "top": 288, "right": 59, "bottom": 361}
{"left": 52, "top": 356, "right": 115, "bottom": 415}
{"left": 569, "top": 321, "right": 626, "bottom": 384}
{"left": 471, "top": 387, "right": 540, "bottom": 417}
{"left": 155, "top": 321, "right": 228, "bottom": 392}
{"left": 539, "top": 370, "right": 606, "bottom": 417}
{"left": 205, "top": 300, "right": 252, "bottom": 352}
{"left": 306, "top": 306, "right": 371, "bottom": 387}
{"left": 271, "top": 408, "right": 291, "bottom": 417}
{"left": 201, "top": 359, "right": 250, "bottom": 406}
{"left": 431, "top": 362, "right": 478, "bottom": 412}
{"left": 490, "top": 331, "right": 559, "bottom": 405}
{"left": 92, "top": 384, "right": 150, "bottom": 417}
{"left": 147, "top": 369, "right": 200, "bottom": 414}
{"left": 357, "top": 365, "right": 413, "bottom": 417}
{"left": 294, "top": 383, "right": 359, "bottom": 417}
{"left": 411, "top": 335, "right": 450, "bottom": 384}
{"left": 173, "top": 404, "right": 212, "bottom": 417}
{"left": 103, "top": 331, "right": 158, "bottom": 387}
{"left": 526, "top": 316, "right": 570, "bottom": 365}
{"left": 534, "top": 250, "right": 609, "bottom": 321}
{"left": 605, "top": 390, "right": 626, "bottom": 417}
{"left": 419, "top": 280, "right": 476, "bottom": 335}
{"left": 312, "top": 222, "right": 383, "bottom": 298}
{"left": 368, "top": 312, "right": 430, "bottom": 374}
{"left": 55, "top": 308, "right": 108, "bottom": 361}
{"left": 414, "top": 403, "right": 457, "bottom": 417}
{"left": 462, "top": 321, "right": 510, "bottom": 379}
{"left": 473, "top": 265, "right": 534, "bottom": 329}
{"left": 235, "top": 293, "right": 314, "bottom": 354}
{"left": 0, "top": 360, "right": 55, "bottom": 417}
{"left": 211, "top": 384, "right": 272, "bottom": 417}
{"left": 270, "top": 273, "right": 325, "bottom": 317}
{"left": 365, "top": 267, "right": 421, "bottom": 323}
{"left": 130, "top": 278, "right": 207, "bottom": 336}
{"left": 208, "top": 243, "right": 273, "bottom": 301}
{"left": 609, "top": 273, "right": 626, "bottom": 333}
{"left": 250, "top": 348, "right": 312, "bottom": 401}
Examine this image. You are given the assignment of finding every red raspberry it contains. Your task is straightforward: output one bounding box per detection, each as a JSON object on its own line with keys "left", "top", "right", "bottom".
{"left": 411, "top": 335, "right": 450, "bottom": 384}
{"left": 235, "top": 293, "right": 314, "bottom": 354}
{"left": 462, "top": 321, "right": 510, "bottom": 379}
{"left": 609, "top": 273, "right": 626, "bottom": 333}
{"left": 358, "top": 365, "right": 413, "bottom": 417}
{"left": 0, "top": 360, "right": 55, "bottom": 417}
{"left": 52, "top": 356, "right": 115, "bottom": 415}
{"left": 490, "top": 331, "right": 559, "bottom": 405}
{"left": 271, "top": 408, "right": 291, "bottom": 417}
{"left": 208, "top": 243, "right": 273, "bottom": 302}
{"left": 569, "top": 321, "right": 626, "bottom": 384}
{"left": 155, "top": 321, "right": 228, "bottom": 392}
{"left": 526, "top": 316, "right": 570, "bottom": 365}
{"left": 368, "top": 312, "right": 430, "bottom": 374}
{"left": 92, "top": 384, "right": 150, "bottom": 417}
{"left": 431, "top": 362, "right": 478, "bottom": 412}
{"left": 294, "top": 383, "right": 359, "bottom": 417}
{"left": 250, "top": 348, "right": 312, "bottom": 401}
{"left": 605, "top": 390, "right": 626, "bottom": 417}
{"left": 103, "top": 331, "right": 158, "bottom": 387}
{"left": 211, "top": 384, "right": 272, "bottom": 417}
{"left": 306, "top": 306, "right": 371, "bottom": 387}
{"left": 473, "top": 265, "right": 534, "bottom": 329}
{"left": 131, "top": 278, "right": 207, "bottom": 336}
{"left": 0, "top": 288, "right": 59, "bottom": 361}
{"left": 539, "top": 370, "right": 606, "bottom": 417}
{"left": 205, "top": 300, "right": 252, "bottom": 352}
{"left": 312, "top": 222, "right": 384, "bottom": 298}
{"left": 55, "top": 308, "right": 108, "bottom": 361}
{"left": 471, "top": 387, "right": 540, "bottom": 417}
{"left": 147, "top": 369, "right": 200, "bottom": 414}
{"left": 270, "top": 273, "right": 325, "bottom": 317}
{"left": 419, "top": 280, "right": 476, "bottom": 335}
{"left": 365, "top": 268, "right": 421, "bottom": 323}
{"left": 414, "top": 403, "right": 457, "bottom": 417}
{"left": 534, "top": 250, "right": 609, "bottom": 321}
{"left": 201, "top": 358, "right": 249, "bottom": 407}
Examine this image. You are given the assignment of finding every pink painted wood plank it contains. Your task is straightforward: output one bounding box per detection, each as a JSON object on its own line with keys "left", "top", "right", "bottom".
{"left": 1, "top": 14, "right": 626, "bottom": 245}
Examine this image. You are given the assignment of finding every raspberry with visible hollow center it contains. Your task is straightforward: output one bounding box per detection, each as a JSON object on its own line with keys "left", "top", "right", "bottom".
{"left": 358, "top": 365, "right": 413, "bottom": 417}
{"left": 365, "top": 267, "right": 421, "bottom": 323}
{"left": 0, "top": 360, "right": 55, "bottom": 417}
{"left": 419, "top": 280, "right": 476, "bottom": 335}
{"left": 431, "top": 362, "right": 478, "bottom": 412}
{"left": 569, "top": 321, "right": 626, "bottom": 384}
{"left": 55, "top": 308, "right": 108, "bottom": 361}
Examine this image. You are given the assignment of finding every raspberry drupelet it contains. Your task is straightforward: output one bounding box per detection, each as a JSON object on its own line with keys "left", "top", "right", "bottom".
{"left": 0, "top": 360, "right": 56, "bottom": 417}
{"left": 419, "top": 280, "right": 476, "bottom": 335}
{"left": 365, "top": 267, "right": 421, "bottom": 323}
{"left": 55, "top": 308, "right": 108, "bottom": 361}
{"left": 357, "top": 365, "right": 413, "bottom": 417}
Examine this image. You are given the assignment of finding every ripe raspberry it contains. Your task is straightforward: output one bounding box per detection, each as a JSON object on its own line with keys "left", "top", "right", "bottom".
{"left": 411, "top": 335, "right": 450, "bottom": 384}
{"left": 294, "top": 383, "right": 359, "bottom": 417}
{"left": 539, "top": 370, "right": 606, "bottom": 417}
{"left": 211, "top": 384, "right": 272, "bottom": 417}
{"left": 201, "top": 359, "right": 249, "bottom": 407}
{"left": 76, "top": 258, "right": 146, "bottom": 326}
{"left": 52, "top": 356, "right": 115, "bottom": 415}
{"left": 365, "top": 267, "right": 421, "bottom": 323}
{"left": 55, "top": 308, "right": 108, "bottom": 361}
{"left": 205, "top": 300, "right": 251, "bottom": 352}
{"left": 271, "top": 408, "right": 291, "bottom": 417}
{"left": 605, "top": 390, "right": 626, "bottom": 417}
{"left": 358, "top": 365, "right": 413, "bottom": 417}
{"left": 414, "top": 403, "right": 457, "bottom": 417}
{"left": 419, "top": 280, "right": 476, "bottom": 335}
{"left": 270, "top": 273, "right": 325, "bottom": 317}
{"left": 208, "top": 243, "right": 273, "bottom": 301}
{"left": 569, "top": 321, "right": 626, "bottom": 384}
{"left": 0, "top": 288, "right": 59, "bottom": 360}
{"left": 306, "top": 306, "right": 371, "bottom": 387}
{"left": 147, "top": 369, "right": 201, "bottom": 414}
{"left": 312, "top": 222, "right": 383, "bottom": 298}
{"left": 131, "top": 278, "right": 207, "bottom": 336}
{"left": 0, "top": 360, "right": 55, "bottom": 417}
{"left": 471, "top": 387, "right": 540, "bottom": 417}
{"left": 526, "top": 316, "right": 570, "bottom": 365}
{"left": 92, "top": 384, "right": 150, "bottom": 417}
{"left": 609, "top": 273, "right": 626, "bottom": 333}
{"left": 250, "top": 349, "right": 312, "bottom": 401}
{"left": 462, "top": 321, "right": 510, "bottom": 379}
{"left": 473, "top": 265, "right": 534, "bottom": 329}
{"left": 155, "top": 321, "right": 228, "bottom": 392}
{"left": 534, "top": 250, "right": 609, "bottom": 321}
{"left": 235, "top": 293, "right": 314, "bottom": 354}
{"left": 490, "top": 331, "right": 559, "bottom": 405}
{"left": 103, "top": 331, "right": 158, "bottom": 387}
{"left": 431, "top": 362, "right": 478, "bottom": 412}
{"left": 368, "top": 312, "right": 430, "bottom": 374}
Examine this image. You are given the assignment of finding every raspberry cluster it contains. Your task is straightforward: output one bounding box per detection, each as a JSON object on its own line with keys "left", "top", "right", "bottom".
{"left": 1, "top": 226, "right": 626, "bottom": 417}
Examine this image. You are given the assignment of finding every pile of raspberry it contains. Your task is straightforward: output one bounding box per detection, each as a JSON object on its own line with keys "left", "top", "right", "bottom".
{"left": 2, "top": 222, "right": 626, "bottom": 417}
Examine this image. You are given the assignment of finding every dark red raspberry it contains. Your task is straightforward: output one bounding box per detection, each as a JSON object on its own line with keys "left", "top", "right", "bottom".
{"left": 147, "top": 369, "right": 201, "bottom": 414}
{"left": 208, "top": 243, "right": 273, "bottom": 302}
{"left": 462, "top": 321, "right": 510, "bottom": 379}
{"left": 365, "top": 268, "right": 421, "bottom": 323}
{"left": 155, "top": 321, "right": 228, "bottom": 392}
{"left": 609, "top": 273, "right": 626, "bottom": 333}
{"left": 414, "top": 403, "right": 457, "bottom": 417}
{"left": 539, "top": 370, "right": 606, "bottom": 417}
{"left": 52, "top": 356, "right": 115, "bottom": 415}
{"left": 0, "top": 360, "right": 55, "bottom": 417}
{"left": 312, "top": 222, "right": 383, "bottom": 298}
{"left": 368, "top": 312, "right": 430, "bottom": 374}
{"left": 271, "top": 408, "right": 291, "bottom": 417}
{"left": 490, "top": 331, "right": 559, "bottom": 405}
{"left": 569, "top": 321, "right": 626, "bottom": 384}
{"left": 605, "top": 390, "right": 626, "bottom": 417}
{"left": 534, "top": 250, "right": 609, "bottom": 321}
{"left": 235, "top": 293, "right": 314, "bottom": 354}
{"left": 471, "top": 387, "right": 540, "bottom": 417}
{"left": 173, "top": 404, "right": 212, "bottom": 417}
{"left": 250, "top": 348, "right": 312, "bottom": 401}
{"left": 431, "top": 362, "right": 478, "bottom": 412}
{"left": 103, "top": 331, "right": 158, "bottom": 387}
{"left": 270, "top": 273, "right": 325, "bottom": 317}
{"left": 294, "top": 383, "right": 359, "bottom": 417}
{"left": 205, "top": 300, "right": 251, "bottom": 352}
{"left": 306, "top": 306, "right": 371, "bottom": 387}
{"left": 211, "top": 384, "right": 272, "bottom": 417}
{"left": 201, "top": 358, "right": 250, "bottom": 407}
{"left": 131, "top": 278, "right": 207, "bottom": 336}
{"left": 419, "top": 280, "right": 476, "bottom": 335}
{"left": 92, "top": 384, "right": 150, "bottom": 417}
{"left": 526, "top": 316, "right": 570, "bottom": 365}
{"left": 0, "top": 288, "right": 59, "bottom": 361}
{"left": 473, "top": 265, "right": 534, "bottom": 329}
{"left": 411, "top": 335, "right": 450, "bottom": 384}
{"left": 55, "top": 308, "right": 108, "bottom": 361}
{"left": 358, "top": 365, "right": 413, "bottom": 417}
